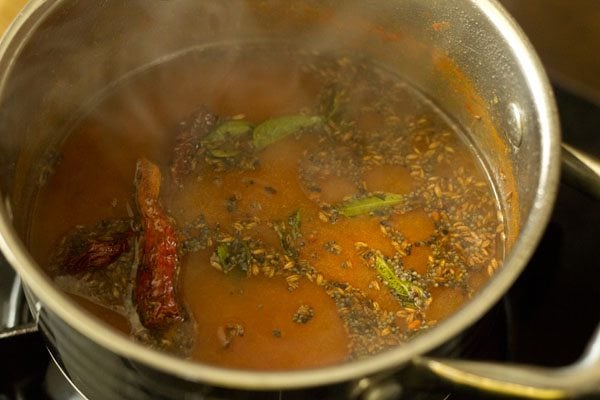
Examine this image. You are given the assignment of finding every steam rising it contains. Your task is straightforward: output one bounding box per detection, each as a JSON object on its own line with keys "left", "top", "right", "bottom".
{"left": 2, "top": 0, "right": 436, "bottom": 185}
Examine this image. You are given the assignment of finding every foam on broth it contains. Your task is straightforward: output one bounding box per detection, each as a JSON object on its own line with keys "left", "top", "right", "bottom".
{"left": 29, "top": 44, "right": 504, "bottom": 370}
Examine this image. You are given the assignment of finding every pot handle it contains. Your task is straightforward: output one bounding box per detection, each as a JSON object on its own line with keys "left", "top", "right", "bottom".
{"left": 406, "top": 323, "right": 600, "bottom": 399}
{"left": 561, "top": 143, "right": 600, "bottom": 200}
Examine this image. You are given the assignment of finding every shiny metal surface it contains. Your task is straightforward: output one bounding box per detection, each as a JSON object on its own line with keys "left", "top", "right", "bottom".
{"left": 0, "top": 262, "right": 31, "bottom": 330}
{"left": 0, "top": 260, "right": 18, "bottom": 328}
{"left": 0, "top": 0, "right": 577, "bottom": 398}
{"left": 414, "top": 325, "right": 600, "bottom": 399}
{"left": 416, "top": 327, "right": 600, "bottom": 399}
{"left": 45, "top": 360, "right": 88, "bottom": 400}
{"left": 561, "top": 144, "right": 600, "bottom": 200}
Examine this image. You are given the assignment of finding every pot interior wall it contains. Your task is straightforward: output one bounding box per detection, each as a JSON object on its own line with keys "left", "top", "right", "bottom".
{"left": 0, "top": 0, "right": 531, "bottom": 243}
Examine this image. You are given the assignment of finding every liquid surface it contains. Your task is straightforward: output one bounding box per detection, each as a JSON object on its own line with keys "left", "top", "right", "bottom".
{"left": 29, "top": 45, "right": 504, "bottom": 370}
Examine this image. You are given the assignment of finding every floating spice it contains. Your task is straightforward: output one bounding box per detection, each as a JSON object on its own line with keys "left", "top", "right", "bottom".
{"left": 253, "top": 115, "right": 323, "bottom": 150}
{"left": 373, "top": 254, "right": 429, "bottom": 309}
{"left": 170, "top": 107, "right": 218, "bottom": 185}
{"left": 326, "top": 89, "right": 343, "bottom": 121}
{"left": 50, "top": 219, "right": 134, "bottom": 275}
{"left": 274, "top": 210, "right": 303, "bottom": 258}
{"left": 293, "top": 305, "right": 314, "bottom": 324}
{"left": 211, "top": 237, "right": 251, "bottom": 274}
{"left": 217, "top": 323, "right": 245, "bottom": 348}
{"left": 323, "top": 240, "right": 342, "bottom": 255}
{"left": 336, "top": 193, "right": 404, "bottom": 217}
{"left": 205, "top": 120, "right": 254, "bottom": 143}
{"left": 203, "top": 119, "right": 254, "bottom": 158}
{"left": 49, "top": 219, "right": 136, "bottom": 316}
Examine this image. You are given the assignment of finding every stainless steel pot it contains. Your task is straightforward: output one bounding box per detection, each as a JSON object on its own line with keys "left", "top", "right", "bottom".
{"left": 0, "top": 1, "right": 597, "bottom": 399}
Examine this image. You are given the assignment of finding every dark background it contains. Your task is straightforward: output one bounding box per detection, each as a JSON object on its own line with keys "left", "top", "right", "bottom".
{"left": 1, "top": 0, "right": 599, "bottom": 397}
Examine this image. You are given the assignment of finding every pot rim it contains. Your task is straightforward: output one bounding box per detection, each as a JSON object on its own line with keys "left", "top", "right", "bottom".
{"left": 0, "top": 0, "right": 560, "bottom": 390}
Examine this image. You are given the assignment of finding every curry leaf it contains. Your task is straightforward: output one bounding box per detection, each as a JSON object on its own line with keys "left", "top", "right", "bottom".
{"left": 253, "top": 115, "right": 323, "bottom": 150}
{"left": 215, "top": 239, "right": 251, "bottom": 274}
{"left": 203, "top": 120, "right": 253, "bottom": 159}
{"left": 288, "top": 210, "right": 301, "bottom": 240}
{"left": 209, "top": 148, "right": 240, "bottom": 158}
{"left": 204, "top": 120, "right": 253, "bottom": 143}
{"left": 274, "top": 209, "right": 303, "bottom": 258}
{"left": 374, "top": 254, "right": 428, "bottom": 309}
{"left": 336, "top": 193, "right": 403, "bottom": 217}
{"left": 217, "top": 242, "right": 229, "bottom": 267}
{"left": 326, "top": 89, "right": 343, "bottom": 121}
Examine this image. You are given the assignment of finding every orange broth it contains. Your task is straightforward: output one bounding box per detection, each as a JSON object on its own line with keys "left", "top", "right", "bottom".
{"left": 29, "top": 45, "right": 504, "bottom": 370}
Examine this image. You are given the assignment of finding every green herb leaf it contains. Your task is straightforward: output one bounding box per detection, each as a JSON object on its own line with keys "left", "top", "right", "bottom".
{"left": 203, "top": 120, "right": 253, "bottom": 159}
{"left": 374, "top": 254, "right": 428, "bottom": 309}
{"left": 274, "top": 210, "right": 303, "bottom": 258}
{"left": 326, "top": 90, "right": 343, "bottom": 121}
{"left": 217, "top": 242, "right": 229, "bottom": 266}
{"left": 204, "top": 120, "right": 253, "bottom": 143}
{"left": 209, "top": 148, "right": 240, "bottom": 158}
{"left": 253, "top": 115, "right": 323, "bottom": 150}
{"left": 288, "top": 210, "right": 301, "bottom": 240}
{"left": 336, "top": 193, "right": 403, "bottom": 217}
{"left": 214, "top": 238, "right": 251, "bottom": 274}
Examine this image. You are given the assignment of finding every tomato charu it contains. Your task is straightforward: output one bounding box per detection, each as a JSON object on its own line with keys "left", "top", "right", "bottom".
{"left": 29, "top": 45, "right": 504, "bottom": 370}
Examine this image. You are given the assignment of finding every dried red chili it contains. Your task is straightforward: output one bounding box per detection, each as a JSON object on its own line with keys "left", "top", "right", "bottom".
{"left": 51, "top": 220, "right": 133, "bottom": 275}
{"left": 135, "top": 158, "right": 184, "bottom": 329}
